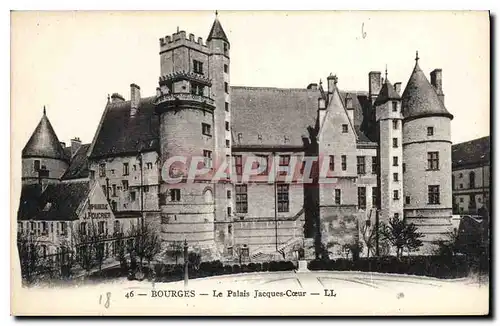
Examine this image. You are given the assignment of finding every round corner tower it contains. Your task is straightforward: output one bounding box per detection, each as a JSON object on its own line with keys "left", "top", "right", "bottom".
{"left": 22, "top": 107, "right": 69, "bottom": 185}
{"left": 401, "top": 54, "right": 454, "bottom": 251}
{"left": 154, "top": 15, "right": 232, "bottom": 258}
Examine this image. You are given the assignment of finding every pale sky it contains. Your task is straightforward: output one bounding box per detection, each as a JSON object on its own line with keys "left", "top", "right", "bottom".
{"left": 11, "top": 11, "right": 490, "bottom": 150}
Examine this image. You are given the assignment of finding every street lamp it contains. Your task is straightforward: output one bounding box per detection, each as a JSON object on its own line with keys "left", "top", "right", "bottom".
{"left": 184, "top": 239, "right": 189, "bottom": 287}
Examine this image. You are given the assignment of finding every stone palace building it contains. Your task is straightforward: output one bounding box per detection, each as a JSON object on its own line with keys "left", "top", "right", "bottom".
{"left": 17, "top": 14, "right": 455, "bottom": 262}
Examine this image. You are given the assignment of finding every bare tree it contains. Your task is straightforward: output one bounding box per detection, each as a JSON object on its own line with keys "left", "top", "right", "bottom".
{"left": 72, "top": 220, "right": 107, "bottom": 275}
{"left": 127, "top": 220, "right": 162, "bottom": 277}
{"left": 17, "top": 231, "right": 43, "bottom": 284}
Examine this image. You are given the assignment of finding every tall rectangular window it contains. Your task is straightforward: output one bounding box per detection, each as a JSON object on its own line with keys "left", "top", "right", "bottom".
{"left": 279, "top": 155, "right": 291, "bottom": 175}
{"left": 223, "top": 42, "right": 228, "bottom": 54}
{"left": 358, "top": 187, "right": 366, "bottom": 209}
{"left": 372, "top": 187, "right": 378, "bottom": 207}
{"left": 203, "top": 150, "right": 212, "bottom": 168}
{"left": 170, "top": 189, "right": 181, "bottom": 202}
{"left": 392, "top": 101, "right": 398, "bottom": 112}
{"left": 405, "top": 196, "right": 411, "bottom": 204}
{"left": 393, "top": 172, "right": 399, "bottom": 181}
{"left": 225, "top": 102, "right": 229, "bottom": 111}
{"left": 227, "top": 206, "right": 232, "bottom": 217}
{"left": 226, "top": 139, "right": 230, "bottom": 148}
{"left": 329, "top": 155, "right": 335, "bottom": 171}
{"left": 342, "top": 124, "right": 348, "bottom": 133}
{"left": 193, "top": 59, "right": 204, "bottom": 74}
{"left": 224, "top": 82, "right": 229, "bottom": 93}
{"left": 277, "top": 184, "right": 289, "bottom": 212}
{"left": 234, "top": 155, "right": 243, "bottom": 175}
{"left": 428, "top": 185, "right": 440, "bottom": 204}
{"left": 34, "top": 160, "right": 40, "bottom": 172}
{"left": 122, "top": 180, "right": 129, "bottom": 190}
{"left": 393, "top": 190, "right": 400, "bottom": 200}
{"left": 371, "top": 156, "right": 378, "bottom": 174}
{"left": 236, "top": 184, "right": 248, "bottom": 213}
{"left": 393, "top": 138, "right": 398, "bottom": 148}
{"left": 202, "top": 123, "right": 211, "bottom": 136}
{"left": 224, "top": 64, "right": 229, "bottom": 73}
{"left": 357, "top": 156, "right": 366, "bottom": 175}
{"left": 427, "top": 126, "right": 434, "bottom": 136}
{"left": 335, "top": 189, "right": 341, "bottom": 205}
{"left": 98, "top": 221, "right": 105, "bottom": 234}
{"left": 99, "top": 163, "right": 106, "bottom": 177}
{"left": 225, "top": 121, "right": 230, "bottom": 131}
{"left": 112, "top": 184, "right": 117, "bottom": 197}
{"left": 427, "top": 152, "right": 439, "bottom": 170}
{"left": 123, "top": 162, "right": 129, "bottom": 175}
{"left": 393, "top": 156, "right": 399, "bottom": 167}
{"left": 227, "top": 190, "right": 231, "bottom": 199}
{"left": 341, "top": 155, "right": 347, "bottom": 171}
{"left": 392, "top": 120, "right": 398, "bottom": 130}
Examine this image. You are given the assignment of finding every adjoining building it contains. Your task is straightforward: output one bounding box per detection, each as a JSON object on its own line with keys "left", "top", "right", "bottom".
{"left": 18, "top": 14, "right": 456, "bottom": 261}
{"left": 452, "top": 136, "right": 490, "bottom": 215}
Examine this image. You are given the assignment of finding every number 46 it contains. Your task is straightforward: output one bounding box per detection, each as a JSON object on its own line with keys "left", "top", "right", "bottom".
{"left": 125, "top": 291, "right": 134, "bottom": 299}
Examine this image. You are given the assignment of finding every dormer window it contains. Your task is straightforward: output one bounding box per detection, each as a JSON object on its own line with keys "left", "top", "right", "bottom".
{"left": 392, "top": 101, "right": 398, "bottom": 112}
{"left": 193, "top": 60, "right": 204, "bottom": 75}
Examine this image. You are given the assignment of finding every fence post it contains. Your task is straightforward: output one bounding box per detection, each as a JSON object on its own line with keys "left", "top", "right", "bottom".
{"left": 184, "top": 239, "right": 188, "bottom": 287}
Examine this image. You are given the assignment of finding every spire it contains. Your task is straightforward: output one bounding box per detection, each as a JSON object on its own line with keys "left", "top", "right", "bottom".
{"left": 207, "top": 12, "right": 229, "bottom": 44}
{"left": 43, "top": 105, "right": 46, "bottom": 115}
{"left": 385, "top": 64, "right": 388, "bottom": 81}
{"left": 415, "top": 50, "right": 419, "bottom": 63}
{"left": 22, "top": 111, "right": 67, "bottom": 161}
{"left": 401, "top": 55, "right": 453, "bottom": 120}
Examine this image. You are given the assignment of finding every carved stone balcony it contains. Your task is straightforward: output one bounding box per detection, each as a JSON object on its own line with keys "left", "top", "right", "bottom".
{"left": 154, "top": 93, "right": 216, "bottom": 113}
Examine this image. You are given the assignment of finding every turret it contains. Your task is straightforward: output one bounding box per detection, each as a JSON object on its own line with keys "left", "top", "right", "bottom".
{"left": 375, "top": 68, "right": 403, "bottom": 225}
{"left": 22, "top": 107, "right": 69, "bottom": 185}
{"left": 401, "top": 52, "right": 454, "bottom": 252}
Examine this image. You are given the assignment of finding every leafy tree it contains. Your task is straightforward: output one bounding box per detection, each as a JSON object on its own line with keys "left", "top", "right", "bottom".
{"left": 72, "top": 220, "right": 105, "bottom": 275}
{"left": 127, "top": 220, "right": 162, "bottom": 276}
{"left": 166, "top": 241, "right": 184, "bottom": 264}
{"left": 432, "top": 229, "right": 460, "bottom": 257}
{"left": 188, "top": 252, "right": 202, "bottom": 271}
{"left": 380, "top": 217, "right": 424, "bottom": 258}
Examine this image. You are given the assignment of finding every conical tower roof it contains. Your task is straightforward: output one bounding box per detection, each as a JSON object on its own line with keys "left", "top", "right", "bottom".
{"left": 22, "top": 108, "right": 67, "bottom": 161}
{"left": 207, "top": 13, "right": 229, "bottom": 44}
{"left": 374, "top": 75, "right": 401, "bottom": 106}
{"left": 402, "top": 56, "right": 453, "bottom": 120}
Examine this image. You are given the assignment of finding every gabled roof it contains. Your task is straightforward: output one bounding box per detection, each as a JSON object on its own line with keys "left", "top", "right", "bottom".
{"left": 22, "top": 110, "right": 67, "bottom": 161}
{"left": 374, "top": 78, "right": 400, "bottom": 106}
{"left": 207, "top": 17, "right": 229, "bottom": 44}
{"left": 452, "top": 136, "right": 490, "bottom": 169}
{"left": 401, "top": 61, "right": 453, "bottom": 121}
{"left": 89, "top": 97, "right": 159, "bottom": 158}
{"left": 61, "top": 144, "right": 91, "bottom": 180}
{"left": 17, "top": 181, "right": 91, "bottom": 221}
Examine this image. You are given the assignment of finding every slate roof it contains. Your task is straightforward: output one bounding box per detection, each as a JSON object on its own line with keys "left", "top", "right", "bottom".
{"left": 22, "top": 111, "right": 68, "bottom": 161}
{"left": 374, "top": 78, "right": 401, "bottom": 106}
{"left": 401, "top": 61, "right": 453, "bottom": 121}
{"left": 17, "top": 181, "right": 91, "bottom": 221}
{"left": 231, "top": 86, "right": 375, "bottom": 147}
{"left": 207, "top": 17, "right": 229, "bottom": 44}
{"left": 89, "top": 97, "right": 160, "bottom": 158}
{"left": 61, "top": 144, "right": 91, "bottom": 180}
{"left": 452, "top": 136, "right": 490, "bottom": 169}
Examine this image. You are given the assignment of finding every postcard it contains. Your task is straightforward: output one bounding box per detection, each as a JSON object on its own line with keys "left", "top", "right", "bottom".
{"left": 10, "top": 10, "right": 490, "bottom": 316}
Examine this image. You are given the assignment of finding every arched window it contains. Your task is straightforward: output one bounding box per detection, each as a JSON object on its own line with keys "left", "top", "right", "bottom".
{"left": 469, "top": 172, "right": 476, "bottom": 189}
{"left": 203, "top": 188, "right": 213, "bottom": 203}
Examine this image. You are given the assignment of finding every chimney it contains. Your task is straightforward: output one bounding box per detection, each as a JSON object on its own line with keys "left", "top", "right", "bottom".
{"left": 345, "top": 94, "right": 354, "bottom": 124}
{"left": 130, "top": 83, "right": 141, "bottom": 117}
{"left": 71, "top": 137, "right": 82, "bottom": 157}
{"left": 430, "top": 69, "right": 444, "bottom": 104}
{"left": 307, "top": 83, "right": 318, "bottom": 91}
{"left": 327, "top": 73, "right": 338, "bottom": 94}
{"left": 111, "top": 93, "right": 125, "bottom": 103}
{"left": 393, "top": 82, "right": 402, "bottom": 95}
{"left": 368, "top": 71, "right": 382, "bottom": 103}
